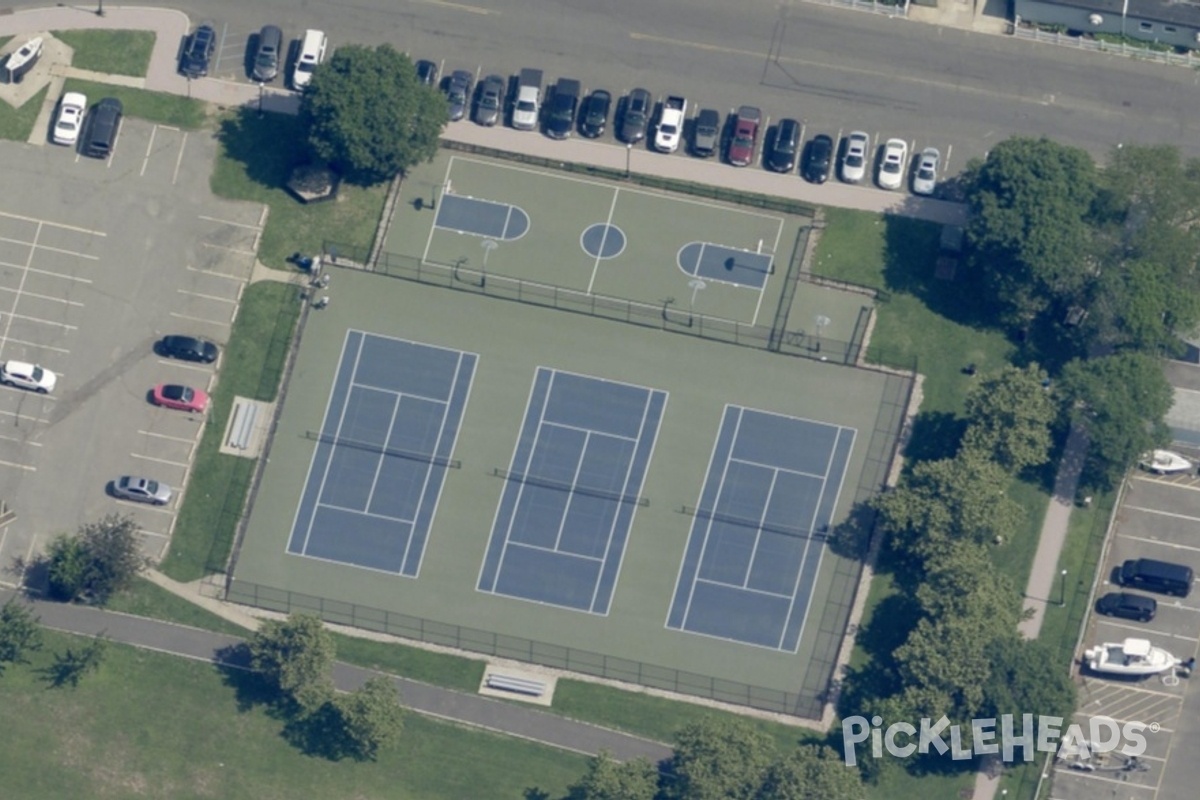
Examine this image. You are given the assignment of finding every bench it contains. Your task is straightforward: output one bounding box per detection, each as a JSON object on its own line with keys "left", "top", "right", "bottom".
{"left": 485, "top": 674, "right": 546, "bottom": 697}
{"left": 227, "top": 400, "right": 258, "bottom": 450}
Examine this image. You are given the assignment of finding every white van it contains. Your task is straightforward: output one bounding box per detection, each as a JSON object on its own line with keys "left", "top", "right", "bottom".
{"left": 292, "top": 29, "right": 327, "bottom": 89}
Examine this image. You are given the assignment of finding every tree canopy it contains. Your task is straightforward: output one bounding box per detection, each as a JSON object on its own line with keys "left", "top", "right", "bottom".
{"left": 0, "top": 598, "right": 42, "bottom": 675}
{"left": 665, "top": 718, "right": 775, "bottom": 800}
{"left": 568, "top": 751, "right": 659, "bottom": 800}
{"left": 1060, "top": 351, "right": 1173, "bottom": 488}
{"left": 248, "top": 613, "right": 336, "bottom": 713}
{"left": 333, "top": 676, "right": 405, "bottom": 761}
{"left": 960, "top": 364, "right": 1057, "bottom": 474}
{"left": 302, "top": 43, "right": 448, "bottom": 184}
{"left": 757, "top": 745, "right": 865, "bottom": 800}
{"left": 45, "top": 514, "right": 147, "bottom": 604}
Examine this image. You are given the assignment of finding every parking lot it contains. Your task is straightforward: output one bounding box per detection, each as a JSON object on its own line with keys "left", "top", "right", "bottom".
{"left": 0, "top": 116, "right": 261, "bottom": 577}
{"left": 1051, "top": 467, "right": 1200, "bottom": 800}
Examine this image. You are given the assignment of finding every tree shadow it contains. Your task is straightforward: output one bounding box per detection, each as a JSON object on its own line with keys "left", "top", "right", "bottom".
{"left": 880, "top": 216, "right": 994, "bottom": 331}
{"left": 902, "top": 410, "right": 966, "bottom": 464}
{"left": 826, "top": 501, "right": 879, "bottom": 561}
{"left": 836, "top": 591, "right": 922, "bottom": 719}
{"left": 281, "top": 702, "right": 349, "bottom": 760}
{"left": 217, "top": 108, "right": 313, "bottom": 194}
{"left": 522, "top": 789, "right": 553, "bottom": 800}
{"left": 213, "top": 643, "right": 286, "bottom": 716}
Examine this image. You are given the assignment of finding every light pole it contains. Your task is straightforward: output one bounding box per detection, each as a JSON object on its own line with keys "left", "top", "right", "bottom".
{"left": 481, "top": 239, "right": 497, "bottom": 288}
{"left": 257, "top": 82, "right": 265, "bottom": 117}
{"left": 1059, "top": 570, "right": 1068, "bottom": 606}
{"left": 97, "top": 0, "right": 105, "bottom": 17}
{"left": 625, "top": 142, "right": 633, "bottom": 179}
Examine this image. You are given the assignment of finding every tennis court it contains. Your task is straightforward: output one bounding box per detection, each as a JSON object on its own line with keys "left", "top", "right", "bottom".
{"left": 285, "top": 331, "right": 476, "bottom": 576}
{"left": 477, "top": 368, "right": 666, "bottom": 614}
{"left": 389, "top": 154, "right": 793, "bottom": 327}
{"left": 666, "top": 405, "right": 855, "bottom": 651}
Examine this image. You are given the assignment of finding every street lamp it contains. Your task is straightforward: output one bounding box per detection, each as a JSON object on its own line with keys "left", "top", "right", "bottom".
{"left": 257, "top": 82, "right": 265, "bottom": 117}
{"left": 97, "top": 0, "right": 105, "bottom": 17}
{"left": 1059, "top": 569, "right": 1068, "bottom": 606}
{"left": 481, "top": 239, "right": 497, "bottom": 288}
{"left": 625, "top": 142, "right": 633, "bottom": 179}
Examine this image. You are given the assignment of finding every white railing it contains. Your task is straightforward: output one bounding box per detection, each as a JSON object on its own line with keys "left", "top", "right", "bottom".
{"left": 800, "top": 0, "right": 909, "bottom": 18}
{"left": 1012, "top": 24, "right": 1200, "bottom": 68}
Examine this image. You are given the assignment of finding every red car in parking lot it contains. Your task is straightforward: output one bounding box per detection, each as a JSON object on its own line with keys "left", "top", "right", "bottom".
{"left": 152, "top": 383, "right": 208, "bottom": 413}
{"left": 728, "top": 105, "right": 761, "bottom": 167}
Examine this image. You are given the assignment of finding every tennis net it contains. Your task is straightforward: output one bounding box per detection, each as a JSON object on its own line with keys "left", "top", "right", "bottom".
{"left": 305, "top": 430, "right": 462, "bottom": 469}
{"left": 492, "top": 468, "right": 649, "bottom": 507}
{"left": 679, "top": 505, "right": 825, "bottom": 540}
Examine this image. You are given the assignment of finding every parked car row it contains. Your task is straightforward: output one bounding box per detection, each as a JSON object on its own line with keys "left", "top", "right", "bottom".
{"left": 51, "top": 92, "right": 123, "bottom": 158}
{"left": 1095, "top": 557, "right": 1194, "bottom": 624}
{"left": 178, "top": 23, "right": 328, "bottom": 90}
{"left": 429, "top": 67, "right": 945, "bottom": 196}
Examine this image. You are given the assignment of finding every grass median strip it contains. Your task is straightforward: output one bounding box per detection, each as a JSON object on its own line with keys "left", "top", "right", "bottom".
{"left": 0, "top": 85, "right": 47, "bottom": 142}
{"left": 52, "top": 29, "right": 155, "bottom": 77}
{"left": 61, "top": 79, "right": 207, "bottom": 130}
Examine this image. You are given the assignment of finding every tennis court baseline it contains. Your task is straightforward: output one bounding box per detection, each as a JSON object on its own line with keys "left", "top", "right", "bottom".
{"left": 286, "top": 331, "right": 476, "bottom": 576}
{"left": 477, "top": 368, "right": 666, "bottom": 614}
{"left": 666, "top": 405, "right": 855, "bottom": 651}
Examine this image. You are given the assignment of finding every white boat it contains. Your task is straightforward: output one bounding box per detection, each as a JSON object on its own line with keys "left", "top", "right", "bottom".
{"left": 4, "top": 36, "right": 43, "bottom": 83}
{"left": 1139, "top": 449, "right": 1192, "bottom": 475}
{"left": 1083, "top": 638, "right": 1179, "bottom": 677}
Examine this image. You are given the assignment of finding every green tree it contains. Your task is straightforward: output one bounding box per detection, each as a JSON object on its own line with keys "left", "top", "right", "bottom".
{"left": 1060, "top": 351, "right": 1173, "bottom": 488}
{"left": 666, "top": 717, "right": 775, "bottom": 800}
{"left": 45, "top": 514, "right": 147, "bottom": 604}
{"left": 982, "top": 637, "right": 1076, "bottom": 730}
{"left": 1088, "top": 145, "right": 1200, "bottom": 353}
{"left": 960, "top": 364, "right": 1057, "bottom": 474}
{"left": 962, "top": 136, "right": 1099, "bottom": 324}
{"left": 302, "top": 43, "right": 447, "bottom": 184}
{"left": 333, "top": 676, "right": 405, "bottom": 761}
{"left": 248, "top": 613, "right": 336, "bottom": 713}
{"left": 758, "top": 745, "right": 865, "bottom": 800}
{"left": 0, "top": 598, "right": 42, "bottom": 674}
{"left": 568, "top": 751, "right": 659, "bottom": 800}
{"left": 875, "top": 453, "right": 1024, "bottom": 559}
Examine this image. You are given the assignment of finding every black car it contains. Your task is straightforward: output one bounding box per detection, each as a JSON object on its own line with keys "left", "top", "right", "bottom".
{"left": 160, "top": 335, "right": 219, "bottom": 364}
{"left": 580, "top": 89, "right": 612, "bottom": 138}
{"left": 619, "top": 88, "right": 651, "bottom": 144}
{"left": 545, "top": 78, "right": 581, "bottom": 140}
{"left": 767, "top": 118, "right": 801, "bottom": 173}
{"left": 474, "top": 74, "right": 505, "bottom": 127}
{"left": 415, "top": 59, "right": 439, "bottom": 86}
{"left": 82, "top": 98, "right": 123, "bottom": 159}
{"left": 802, "top": 134, "right": 834, "bottom": 183}
{"left": 446, "top": 69, "right": 473, "bottom": 121}
{"left": 691, "top": 108, "right": 721, "bottom": 158}
{"left": 179, "top": 24, "right": 216, "bottom": 79}
{"left": 1095, "top": 592, "right": 1157, "bottom": 622}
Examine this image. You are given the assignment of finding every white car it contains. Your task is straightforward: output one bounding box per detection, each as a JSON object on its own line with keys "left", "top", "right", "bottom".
{"left": 840, "top": 131, "right": 870, "bottom": 184}
{"left": 0, "top": 360, "right": 57, "bottom": 393}
{"left": 52, "top": 91, "right": 88, "bottom": 146}
{"left": 912, "top": 146, "right": 940, "bottom": 196}
{"left": 292, "top": 29, "right": 327, "bottom": 90}
{"left": 877, "top": 138, "right": 908, "bottom": 191}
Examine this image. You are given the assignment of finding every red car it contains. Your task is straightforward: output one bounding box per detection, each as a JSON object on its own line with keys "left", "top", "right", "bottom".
{"left": 728, "top": 105, "right": 762, "bottom": 167}
{"left": 152, "top": 383, "right": 208, "bottom": 413}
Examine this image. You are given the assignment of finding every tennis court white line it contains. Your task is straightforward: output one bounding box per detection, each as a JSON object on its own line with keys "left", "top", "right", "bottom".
{"left": 350, "top": 380, "right": 448, "bottom": 407}
{"left": 504, "top": 539, "right": 604, "bottom": 562}
{"left": 316, "top": 500, "right": 414, "bottom": 526}
{"left": 552, "top": 430, "right": 592, "bottom": 552}
{"left": 544, "top": 365, "right": 661, "bottom": 395}
{"left": 363, "top": 391, "right": 403, "bottom": 516}
{"left": 543, "top": 419, "right": 638, "bottom": 442}
{"left": 502, "top": 203, "right": 514, "bottom": 240}
{"left": 695, "top": 576, "right": 794, "bottom": 600}
{"left": 742, "top": 468, "right": 781, "bottom": 589}
{"left": 301, "top": 333, "right": 368, "bottom": 554}
{"left": 730, "top": 455, "right": 825, "bottom": 480}
{"left": 291, "top": 549, "right": 409, "bottom": 577}
{"left": 421, "top": 156, "right": 457, "bottom": 265}
{"left": 346, "top": 328, "right": 476, "bottom": 358}
{"left": 587, "top": 187, "right": 621, "bottom": 294}
{"left": 411, "top": 351, "right": 477, "bottom": 578}
{"left": 589, "top": 387, "right": 661, "bottom": 614}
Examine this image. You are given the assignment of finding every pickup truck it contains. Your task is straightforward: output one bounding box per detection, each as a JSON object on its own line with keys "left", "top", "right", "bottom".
{"left": 728, "top": 105, "right": 762, "bottom": 167}
{"left": 512, "top": 68, "right": 543, "bottom": 131}
{"left": 654, "top": 95, "right": 687, "bottom": 153}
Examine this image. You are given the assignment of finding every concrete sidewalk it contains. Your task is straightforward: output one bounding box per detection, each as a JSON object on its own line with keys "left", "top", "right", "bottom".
{"left": 0, "top": 4, "right": 963, "bottom": 225}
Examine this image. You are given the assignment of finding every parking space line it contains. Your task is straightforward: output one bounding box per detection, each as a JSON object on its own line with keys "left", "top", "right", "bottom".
{"left": 0, "top": 459, "right": 35, "bottom": 471}
{"left": 3, "top": 337, "right": 70, "bottom": 354}
{"left": 0, "top": 287, "right": 84, "bottom": 307}
{"left": 155, "top": 359, "right": 212, "bottom": 374}
{"left": 1085, "top": 680, "right": 1183, "bottom": 702}
{"left": 114, "top": 500, "right": 174, "bottom": 514}
{"left": 1117, "top": 532, "right": 1200, "bottom": 554}
{"left": 5, "top": 313, "right": 77, "bottom": 331}
{"left": 0, "top": 408, "right": 50, "bottom": 423}
{"left": 0, "top": 434, "right": 41, "bottom": 447}
{"left": 29, "top": 244, "right": 100, "bottom": 261}
{"left": 137, "top": 529, "right": 170, "bottom": 540}
{"left": 197, "top": 215, "right": 264, "bottom": 231}
{"left": 169, "top": 311, "right": 227, "bottom": 325}
{"left": 1097, "top": 618, "right": 1198, "bottom": 641}
{"left": 23, "top": 267, "right": 93, "bottom": 284}
{"left": 200, "top": 241, "right": 258, "bottom": 257}
{"left": 0, "top": 211, "right": 106, "bottom": 237}
{"left": 176, "top": 289, "right": 238, "bottom": 304}
{"left": 140, "top": 125, "right": 158, "bottom": 176}
{"left": 137, "top": 429, "right": 198, "bottom": 444}
{"left": 173, "top": 133, "right": 188, "bottom": 185}
{"left": 1124, "top": 504, "right": 1200, "bottom": 523}
{"left": 185, "top": 265, "right": 246, "bottom": 281}
{"left": 130, "top": 453, "right": 189, "bottom": 468}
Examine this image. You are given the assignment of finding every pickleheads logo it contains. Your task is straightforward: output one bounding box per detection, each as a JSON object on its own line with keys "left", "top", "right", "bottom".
{"left": 841, "top": 714, "right": 1150, "bottom": 766}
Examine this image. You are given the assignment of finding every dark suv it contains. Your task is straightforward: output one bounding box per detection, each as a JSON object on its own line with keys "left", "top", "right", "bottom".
{"left": 179, "top": 24, "right": 216, "bottom": 78}
{"left": 802, "top": 134, "right": 834, "bottom": 183}
{"left": 691, "top": 108, "right": 720, "bottom": 158}
{"left": 767, "top": 118, "right": 801, "bottom": 173}
{"left": 580, "top": 89, "right": 611, "bottom": 138}
{"left": 620, "top": 88, "right": 651, "bottom": 144}
{"left": 545, "top": 78, "right": 581, "bottom": 140}
{"left": 1095, "top": 592, "right": 1157, "bottom": 622}
{"left": 82, "top": 98, "right": 123, "bottom": 159}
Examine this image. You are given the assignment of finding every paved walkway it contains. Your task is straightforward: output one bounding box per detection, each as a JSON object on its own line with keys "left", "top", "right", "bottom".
{"left": 0, "top": 586, "right": 673, "bottom": 762}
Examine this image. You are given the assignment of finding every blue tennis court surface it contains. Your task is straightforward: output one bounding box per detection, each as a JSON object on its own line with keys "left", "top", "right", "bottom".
{"left": 678, "top": 241, "right": 774, "bottom": 289}
{"left": 287, "top": 331, "right": 476, "bottom": 576}
{"left": 478, "top": 368, "right": 667, "bottom": 614}
{"left": 666, "top": 406, "right": 855, "bottom": 651}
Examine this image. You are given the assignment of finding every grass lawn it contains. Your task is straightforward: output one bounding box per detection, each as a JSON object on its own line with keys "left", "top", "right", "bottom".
{"left": 52, "top": 30, "right": 155, "bottom": 77}
{"left": 0, "top": 630, "right": 586, "bottom": 800}
{"left": 0, "top": 85, "right": 48, "bottom": 142}
{"left": 105, "top": 578, "right": 253, "bottom": 638}
{"left": 61, "top": 79, "right": 207, "bottom": 129}
{"left": 161, "top": 281, "right": 301, "bottom": 581}
{"left": 212, "top": 110, "right": 387, "bottom": 269}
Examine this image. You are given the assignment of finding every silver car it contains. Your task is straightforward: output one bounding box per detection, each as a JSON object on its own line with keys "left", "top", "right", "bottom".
{"left": 474, "top": 74, "right": 505, "bottom": 126}
{"left": 841, "top": 131, "right": 870, "bottom": 184}
{"left": 113, "top": 476, "right": 172, "bottom": 506}
{"left": 912, "top": 147, "right": 940, "bottom": 196}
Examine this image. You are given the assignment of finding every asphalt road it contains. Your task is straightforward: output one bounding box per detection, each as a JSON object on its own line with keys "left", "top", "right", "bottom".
{"left": 103, "top": 0, "right": 1200, "bottom": 169}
